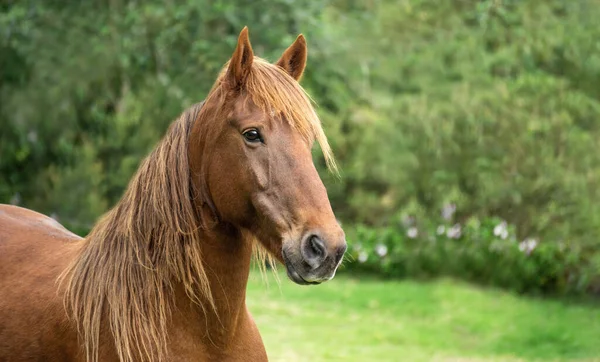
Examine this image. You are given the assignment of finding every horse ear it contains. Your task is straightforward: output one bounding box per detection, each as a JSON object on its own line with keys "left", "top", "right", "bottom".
{"left": 276, "top": 34, "right": 307, "bottom": 81}
{"left": 226, "top": 26, "right": 254, "bottom": 89}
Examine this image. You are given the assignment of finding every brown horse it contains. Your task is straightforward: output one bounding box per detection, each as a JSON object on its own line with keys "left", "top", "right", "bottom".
{"left": 0, "top": 27, "right": 346, "bottom": 362}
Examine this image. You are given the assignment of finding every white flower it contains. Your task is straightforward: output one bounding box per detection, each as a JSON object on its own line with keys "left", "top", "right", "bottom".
{"left": 519, "top": 238, "right": 538, "bottom": 255}
{"left": 441, "top": 203, "right": 457, "bottom": 221}
{"left": 436, "top": 225, "right": 446, "bottom": 235}
{"left": 407, "top": 227, "right": 418, "bottom": 239}
{"left": 375, "top": 244, "right": 388, "bottom": 257}
{"left": 358, "top": 251, "right": 368, "bottom": 263}
{"left": 493, "top": 222, "right": 504, "bottom": 236}
{"left": 446, "top": 224, "right": 462, "bottom": 239}
{"left": 493, "top": 221, "right": 509, "bottom": 239}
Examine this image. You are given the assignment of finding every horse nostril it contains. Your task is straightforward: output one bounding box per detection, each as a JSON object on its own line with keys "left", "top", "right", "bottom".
{"left": 302, "top": 235, "right": 327, "bottom": 269}
{"left": 309, "top": 236, "right": 325, "bottom": 258}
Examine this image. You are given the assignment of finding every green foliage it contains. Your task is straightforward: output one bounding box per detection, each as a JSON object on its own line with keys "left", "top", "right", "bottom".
{"left": 345, "top": 217, "right": 598, "bottom": 296}
{"left": 317, "top": 0, "right": 600, "bottom": 248}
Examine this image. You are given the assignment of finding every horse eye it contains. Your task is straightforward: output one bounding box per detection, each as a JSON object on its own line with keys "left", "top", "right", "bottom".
{"left": 243, "top": 129, "right": 262, "bottom": 143}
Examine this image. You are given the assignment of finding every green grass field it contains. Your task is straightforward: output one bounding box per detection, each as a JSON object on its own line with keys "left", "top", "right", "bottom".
{"left": 246, "top": 270, "right": 600, "bottom": 362}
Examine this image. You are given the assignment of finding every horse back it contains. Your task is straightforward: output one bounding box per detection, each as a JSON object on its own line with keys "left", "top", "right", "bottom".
{"left": 0, "top": 204, "right": 83, "bottom": 361}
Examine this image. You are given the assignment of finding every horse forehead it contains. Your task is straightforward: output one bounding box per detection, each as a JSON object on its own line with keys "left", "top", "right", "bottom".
{"left": 232, "top": 98, "right": 274, "bottom": 119}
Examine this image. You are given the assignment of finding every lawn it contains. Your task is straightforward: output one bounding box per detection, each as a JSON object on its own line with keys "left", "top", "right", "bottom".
{"left": 246, "top": 269, "right": 600, "bottom": 362}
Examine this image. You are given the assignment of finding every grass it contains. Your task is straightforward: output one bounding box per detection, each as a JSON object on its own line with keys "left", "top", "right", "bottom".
{"left": 246, "top": 269, "right": 600, "bottom": 362}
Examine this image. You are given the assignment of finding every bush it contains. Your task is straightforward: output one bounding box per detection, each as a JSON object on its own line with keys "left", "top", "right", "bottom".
{"left": 344, "top": 215, "right": 598, "bottom": 296}
{"left": 317, "top": 0, "right": 600, "bottom": 251}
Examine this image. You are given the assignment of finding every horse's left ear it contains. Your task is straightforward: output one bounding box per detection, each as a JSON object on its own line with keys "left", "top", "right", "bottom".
{"left": 226, "top": 26, "right": 254, "bottom": 89}
{"left": 276, "top": 34, "right": 307, "bottom": 81}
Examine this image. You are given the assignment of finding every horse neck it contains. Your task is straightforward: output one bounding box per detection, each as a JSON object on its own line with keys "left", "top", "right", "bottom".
{"left": 182, "top": 102, "right": 254, "bottom": 345}
{"left": 173, "top": 223, "right": 254, "bottom": 346}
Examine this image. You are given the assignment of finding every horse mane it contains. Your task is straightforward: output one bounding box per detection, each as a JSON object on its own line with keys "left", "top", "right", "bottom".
{"left": 60, "top": 56, "right": 335, "bottom": 362}
{"left": 60, "top": 103, "right": 212, "bottom": 362}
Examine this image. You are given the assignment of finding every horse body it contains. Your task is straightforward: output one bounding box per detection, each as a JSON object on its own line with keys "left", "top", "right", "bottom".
{"left": 0, "top": 27, "right": 346, "bottom": 362}
{"left": 0, "top": 205, "right": 267, "bottom": 361}
{"left": 0, "top": 205, "right": 81, "bottom": 361}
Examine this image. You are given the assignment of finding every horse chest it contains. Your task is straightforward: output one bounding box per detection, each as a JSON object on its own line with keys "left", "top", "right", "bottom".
{"left": 167, "top": 309, "right": 268, "bottom": 362}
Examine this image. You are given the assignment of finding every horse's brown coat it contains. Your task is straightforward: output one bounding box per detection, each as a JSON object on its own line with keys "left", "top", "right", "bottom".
{"left": 0, "top": 27, "right": 346, "bottom": 362}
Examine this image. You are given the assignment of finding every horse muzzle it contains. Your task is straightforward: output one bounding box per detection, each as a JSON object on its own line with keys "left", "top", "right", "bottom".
{"left": 282, "top": 232, "right": 347, "bottom": 285}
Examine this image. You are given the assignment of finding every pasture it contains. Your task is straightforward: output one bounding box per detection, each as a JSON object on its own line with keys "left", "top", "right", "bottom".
{"left": 247, "top": 270, "right": 600, "bottom": 362}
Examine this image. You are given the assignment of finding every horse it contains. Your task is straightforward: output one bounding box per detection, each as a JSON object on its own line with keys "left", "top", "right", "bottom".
{"left": 0, "top": 27, "right": 347, "bottom": 362}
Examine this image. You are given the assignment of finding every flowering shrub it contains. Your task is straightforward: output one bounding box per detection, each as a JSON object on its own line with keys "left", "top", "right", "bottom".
{"left": 344, "top": 217, "right": 598, "bottom": 296}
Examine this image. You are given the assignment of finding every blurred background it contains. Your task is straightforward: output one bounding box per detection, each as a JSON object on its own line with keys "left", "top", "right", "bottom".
{"left": 1, "top": 0, "right": 599, "bottom": 361}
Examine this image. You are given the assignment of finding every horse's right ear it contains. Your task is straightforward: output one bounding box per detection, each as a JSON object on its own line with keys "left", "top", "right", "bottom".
{"left": 225, "top": 27, "right": 254, "bottom": 89}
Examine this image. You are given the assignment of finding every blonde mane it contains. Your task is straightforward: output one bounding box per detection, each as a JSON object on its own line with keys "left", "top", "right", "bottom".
{"left": 60, "top": 56, "right": 335, "bottom": 362}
